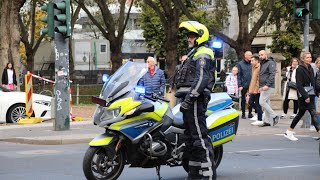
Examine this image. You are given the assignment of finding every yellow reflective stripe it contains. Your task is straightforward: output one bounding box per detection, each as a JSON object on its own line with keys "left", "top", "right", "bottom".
{"left": 208, "top": 112, "right": 239, "bottom": 129}
{"left": 108, "top": 97, "right": 141, "bottom": 115}
{"left": 109, "top": 112, "right": 161, "bottom": 131}
{"left": 154, "top": 102, "right": 169, "bottom": 117}
{"left": 194, "top": 47, "right": 214, "bottom": 59}
{"left": 212, "top": 134, "right": 235, "bottom": 146}
{"left": 89, "top": 136, "right": 113, "bottom": 146}
{"left": 206, "top": 110, "right": 213, "bottom": 115}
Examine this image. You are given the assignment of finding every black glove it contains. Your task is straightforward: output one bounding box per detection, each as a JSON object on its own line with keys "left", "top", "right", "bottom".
{"left": 151, "top": 92, "right": 160, "bottom": 99}
{"left": 180, "top": 95, "right": 193, "bottom": 112}
{"left": 180, "top": 101, "right": 191, "bottom": 112}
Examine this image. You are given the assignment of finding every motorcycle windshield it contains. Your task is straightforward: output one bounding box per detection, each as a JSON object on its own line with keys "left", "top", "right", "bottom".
{"left": 100, "top": 61, "right": 148, "bottom": 103}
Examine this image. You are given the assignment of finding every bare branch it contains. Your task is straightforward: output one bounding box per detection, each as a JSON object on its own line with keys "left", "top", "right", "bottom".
{"left": 95, "top": 0, "right": 115, "bottom": 37}
{"left": 74, "top": 0, "right": 109, "bottom": 38}
{"left": 144, "top": 0, "right": 168, "bottom": 27}
{"left": 171, "top": 0, "right": 194, "bottom": 20}
{"left": 245, "top": 0, "right": 257, "bottom": 14}
{"left": 71, "top": 3, "right": 81, "bottom": 29}
{"left": 248, "top": 0, "right": 275, "bottom": 40}
{"left": 18, "top": 14, "right": 31, "bottom": 50}
{"left": 173, "top": 0, "right": 237, "bottom": 48}
{"left": 30, "top": 0, "right": 36, "bottom": 47}
{"left": 119, "top": 0, "right": 134, "bottom": 38}
{"left": 33, "top": 33, "right": 46, "bottom": 52}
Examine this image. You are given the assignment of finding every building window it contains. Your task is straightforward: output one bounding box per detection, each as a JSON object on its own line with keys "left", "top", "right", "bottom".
{"left": 100, "top": 44, "right": 107, "bottom": 54}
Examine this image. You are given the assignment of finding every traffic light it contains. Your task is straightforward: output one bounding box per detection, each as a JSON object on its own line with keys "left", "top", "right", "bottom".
{"left": 294, "top": 0, "right": 310, "bottom": 19}
{"left": 311, "top": 0, "right": 320, "bottom": 20}
{"left": 54, "top": 0, "right": 71, "bottom": 37}
{"left": 40, "top": 2, "right": 54, "bottom": 38}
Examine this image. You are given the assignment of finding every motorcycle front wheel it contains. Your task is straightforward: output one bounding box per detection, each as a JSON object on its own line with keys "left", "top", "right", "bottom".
{"left": 182, "top": 145, "right": 223, "bottom": 172}
{"left": 83, "top": 146, "right": 125, "bottom": 180}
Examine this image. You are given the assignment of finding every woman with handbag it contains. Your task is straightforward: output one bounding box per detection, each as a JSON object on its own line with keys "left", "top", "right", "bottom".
{"left": 284, "top": 52, "right": 320, "bottom": 141}
{"left": 281, "top": 58, "right": 299, "bottom": 119}
{"left": 1, "top": 62, "right": 17, "bottom": 90}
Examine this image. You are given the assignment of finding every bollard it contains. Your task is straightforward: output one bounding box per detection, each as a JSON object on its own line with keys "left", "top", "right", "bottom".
{"left": 69, "top": 88, "right": 73, "bottom": 121}
{"left": 25, "top": 72, "right": 33, "bottom": 117}
{"left": 76, "top": 84, "right": 79, "bottom": 105}
{"left": 51, "top": 97, "right": 56, "bottom": 121}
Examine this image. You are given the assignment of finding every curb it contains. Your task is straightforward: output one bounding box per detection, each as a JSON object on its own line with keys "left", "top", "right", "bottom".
{"left": 0, "top": 134, "right": 96, "bottom": 145}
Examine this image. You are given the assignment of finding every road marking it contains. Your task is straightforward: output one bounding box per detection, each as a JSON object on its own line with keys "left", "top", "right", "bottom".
{"left": 272, "top": 164, "right": 320, "bottom": 169}
{"left": 227, "top": 149, "right": 284, "bottom": 154}
{"left": 17, "top": 150, "right": 61, "bottom": 155}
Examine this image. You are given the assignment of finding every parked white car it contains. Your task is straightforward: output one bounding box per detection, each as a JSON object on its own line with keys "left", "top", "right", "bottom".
{"left": 0, "top": 86, "right": 52, "bottom": 123}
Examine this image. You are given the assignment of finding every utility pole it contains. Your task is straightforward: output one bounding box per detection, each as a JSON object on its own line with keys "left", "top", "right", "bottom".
{"left": 303, "top": 2, "right": 310, "bottom": 51}
{"left": 53, "top": 0, "right": 71, "bottom": 131}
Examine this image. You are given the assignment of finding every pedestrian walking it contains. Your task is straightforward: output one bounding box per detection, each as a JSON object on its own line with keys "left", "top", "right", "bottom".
{"left": 225, "top": 66, "right": 238, "bottom": 97}
{"left": 258, "top": 50, "right": 279, "bottom": 127}
{"left": 284, "top": 52, "right": 320, "bottom": 141}
{"left": 138, "top": 56, "right": 166, "bottom": 96}
{"left": 237, "top": 51, "right": 253, "bottom": 119}
{"left": 2, "top": 62, "right": 17, "bottom": 90}
{"left": 179, "top": 20, "right": 216, "bottom": 180}
{"left": 313, "top": 56, "right": 320, "bottom": 127}
{"left": 248, "top": 54, "right": 264, "bottom": 126}
{"left": 281, "top": 58, "right": 299, "bottom": 119}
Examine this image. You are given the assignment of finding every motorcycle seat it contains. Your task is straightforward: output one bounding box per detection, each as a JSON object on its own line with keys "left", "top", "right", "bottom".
{"left": 172, "top": 111, "right": 185, "bottom": 129}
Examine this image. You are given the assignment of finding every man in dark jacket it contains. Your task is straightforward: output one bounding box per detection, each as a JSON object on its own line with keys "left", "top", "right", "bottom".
{"left": 259, "top": 50, "right": 279, "bottom": 127}
{"left": 138, "top": 57, "right": 165, "bottom": 96}
{"left": 237, "top": 51, "right": 253, "bottom": 119}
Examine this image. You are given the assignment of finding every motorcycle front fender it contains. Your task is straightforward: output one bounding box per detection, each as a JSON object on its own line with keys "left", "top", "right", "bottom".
{"left": 89, "top": 133, "right": 117, "bottom": 146}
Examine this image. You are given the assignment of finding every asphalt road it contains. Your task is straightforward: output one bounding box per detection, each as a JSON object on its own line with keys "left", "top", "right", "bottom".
{"left": 0, "top": 135, "right": 319, "bottom": 180}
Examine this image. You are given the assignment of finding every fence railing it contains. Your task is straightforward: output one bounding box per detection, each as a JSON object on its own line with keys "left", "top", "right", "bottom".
{"left": 29, "top": 81, "right": 228, "bottom": 105}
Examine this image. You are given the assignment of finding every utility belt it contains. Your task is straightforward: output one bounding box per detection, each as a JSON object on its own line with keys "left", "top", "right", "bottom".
{"left": 175, "top": 87, "right": 211, "bottom": 98}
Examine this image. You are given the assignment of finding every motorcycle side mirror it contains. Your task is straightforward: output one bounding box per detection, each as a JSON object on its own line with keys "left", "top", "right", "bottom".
{"left": 92, "top": 96, "right": 107, "bottom": 107}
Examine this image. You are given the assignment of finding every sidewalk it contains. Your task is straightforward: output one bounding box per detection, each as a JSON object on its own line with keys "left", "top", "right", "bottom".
{"left": 0, "top": 109, "right": 318, "bottom": 145}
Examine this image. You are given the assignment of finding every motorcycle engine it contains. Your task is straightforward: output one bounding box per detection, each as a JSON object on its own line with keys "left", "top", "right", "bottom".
{"left": 140, "top": 140, "right": 167, "bottom": 157}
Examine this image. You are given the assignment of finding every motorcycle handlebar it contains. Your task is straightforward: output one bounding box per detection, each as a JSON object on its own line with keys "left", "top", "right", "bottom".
{"left": 144, "top": 95, "right": 170, "bottom": 103}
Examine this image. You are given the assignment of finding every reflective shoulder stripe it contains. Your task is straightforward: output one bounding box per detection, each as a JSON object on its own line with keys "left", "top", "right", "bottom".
{"left": 194, "top": 47, "right": 214, "bottom": 59}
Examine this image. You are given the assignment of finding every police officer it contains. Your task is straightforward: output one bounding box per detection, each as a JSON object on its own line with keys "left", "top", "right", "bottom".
{"left": 178, "top": 21, "right": 216, "bottom": 180}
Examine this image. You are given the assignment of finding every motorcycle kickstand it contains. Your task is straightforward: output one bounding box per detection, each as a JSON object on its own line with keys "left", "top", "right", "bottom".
{"left": 156, "top": 165, "right": 162, "bottom": 180}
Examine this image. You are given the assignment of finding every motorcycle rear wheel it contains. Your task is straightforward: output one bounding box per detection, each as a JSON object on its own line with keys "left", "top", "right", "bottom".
{"left": 182, "top": 145, "right": 223, "bottom": 172}
{"left": 83, "top": 146, "right": 125, "bottom": 180}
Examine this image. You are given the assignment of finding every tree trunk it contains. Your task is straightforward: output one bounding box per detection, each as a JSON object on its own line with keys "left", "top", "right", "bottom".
{"left": 0, "top": 0, "right": 26, "bottom": 88}
{"left": 26, "top": 52, "right": 35, "bottom": 72}
{"left": 234, "top": 39, "right": 252, "bottom": 60}
{"left": 110, "top": 42, "right": 123, "bottom": 74}
{"left": 164, "top": 19, "right": 179, "bottom": 79}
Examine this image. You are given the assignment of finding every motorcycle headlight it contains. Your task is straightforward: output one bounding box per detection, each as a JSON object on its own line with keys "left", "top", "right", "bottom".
{"left": 100, "top": 107, "right": 121, "bottom": 122}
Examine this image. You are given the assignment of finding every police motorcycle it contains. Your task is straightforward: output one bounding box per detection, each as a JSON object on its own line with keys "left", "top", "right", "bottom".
{"left": 82, "top": 61, "right": 239, "bottom": 180}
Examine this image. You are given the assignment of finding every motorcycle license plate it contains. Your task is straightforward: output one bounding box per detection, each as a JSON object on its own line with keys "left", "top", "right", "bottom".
{"left": 209, "top": 123, "right": 235, "bottom": 142}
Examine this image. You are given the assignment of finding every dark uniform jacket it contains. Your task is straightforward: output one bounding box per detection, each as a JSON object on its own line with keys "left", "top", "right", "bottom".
{"left": 175, "top": 45, "right": 215, "bottom": 99}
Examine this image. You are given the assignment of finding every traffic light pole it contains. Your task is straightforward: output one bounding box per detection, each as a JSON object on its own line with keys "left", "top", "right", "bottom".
{"left": 303, "top": 2, "right": 310, "bottom": 51}
{"left": 53, "top": 0, "right": 70, "bottom": 131}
